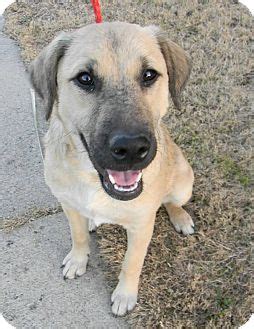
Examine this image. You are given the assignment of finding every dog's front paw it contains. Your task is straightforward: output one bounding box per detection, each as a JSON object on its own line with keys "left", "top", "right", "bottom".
{"left": 171, "top": 209, "right": 194, "bottom": 235}
{"left": 62, "top": 249, "right": 89, "bottom": 279}
{"left": 111, "top": 283, "right": 137, "bottom": 316}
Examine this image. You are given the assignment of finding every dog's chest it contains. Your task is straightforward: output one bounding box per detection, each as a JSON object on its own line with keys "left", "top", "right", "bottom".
{"left": 71, "top": 187, "right": 114, "bottom": 225}
{"left": 51, "top": 175, "right": 126, "bottom": 226}
{"left": 79, "top": 194, "right": 114, "bottom": 227}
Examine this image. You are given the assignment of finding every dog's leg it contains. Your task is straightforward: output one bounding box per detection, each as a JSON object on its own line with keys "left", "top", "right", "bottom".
{"left": 111, "top": 216, "right": 155, "bottom": 316}
{"left": 62, "top": 205, "right": 90, "bottom": 279}
{"left": 164, "top": 203, "right": 194, "bottom": 235}
{"left": 164, "top": 163, "right": 194, "bottom": 235}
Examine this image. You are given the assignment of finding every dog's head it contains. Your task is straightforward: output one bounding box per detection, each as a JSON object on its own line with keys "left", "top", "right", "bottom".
{"left": 30, "top": 22, "right": 191, "bottom": 201}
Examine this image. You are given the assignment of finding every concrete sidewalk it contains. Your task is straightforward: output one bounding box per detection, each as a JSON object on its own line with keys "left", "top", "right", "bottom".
{"left": 0, "top": 16, "right": 128, "bottom": 328}
{"left": 0, "top": 15, "right": 58, "bottom": 218}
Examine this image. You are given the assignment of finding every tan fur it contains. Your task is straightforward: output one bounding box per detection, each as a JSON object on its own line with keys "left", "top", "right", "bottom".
{"left": 30, "top": 22, "right": 194, "bottom": 316}
{"left": 61, "top": 206, "right": 90, "bottom": 279}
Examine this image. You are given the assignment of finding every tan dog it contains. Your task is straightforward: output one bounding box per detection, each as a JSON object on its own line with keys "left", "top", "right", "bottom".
{"left": 30, "top": 22, "right": 194, "bottom": 316}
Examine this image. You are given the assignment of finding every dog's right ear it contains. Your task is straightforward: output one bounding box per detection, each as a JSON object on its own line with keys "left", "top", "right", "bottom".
{"left": 29, "top": 32, "right": 72, "bottom": 120}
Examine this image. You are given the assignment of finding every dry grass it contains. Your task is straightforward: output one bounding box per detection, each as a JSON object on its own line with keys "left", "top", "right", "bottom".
{"left": 0, "top": 206, "right": 62, "bottom": 232}
{"left": 4, "top": 0, "right": 253, "bottom": 327}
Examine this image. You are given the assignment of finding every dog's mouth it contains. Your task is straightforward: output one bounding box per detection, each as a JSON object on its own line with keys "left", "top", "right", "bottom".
{"left": 79, "top": 132, "right": 145, "bottom": 201}
{"left": 99, "top": 169, "right": 143, "bottom": 201}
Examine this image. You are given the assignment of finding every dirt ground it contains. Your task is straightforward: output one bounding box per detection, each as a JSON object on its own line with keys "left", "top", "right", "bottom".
{"left": 3, "top": 0, "right": 253, "bottom": 327}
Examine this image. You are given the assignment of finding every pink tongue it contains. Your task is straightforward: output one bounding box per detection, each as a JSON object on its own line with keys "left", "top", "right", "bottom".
{"left": 107, "top": 170, "right": 140, "bottom": 186}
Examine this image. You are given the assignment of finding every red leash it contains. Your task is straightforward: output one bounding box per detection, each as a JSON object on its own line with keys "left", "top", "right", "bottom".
{"left": 91, "top": 0, "right": 103, "bottom": 23}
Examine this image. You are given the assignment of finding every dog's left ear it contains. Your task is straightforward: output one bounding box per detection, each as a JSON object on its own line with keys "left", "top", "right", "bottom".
{"left": 146, "top": 26, "right": 191, "bottom": 109}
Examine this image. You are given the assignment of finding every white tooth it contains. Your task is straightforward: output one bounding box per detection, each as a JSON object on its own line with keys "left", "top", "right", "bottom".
{"left": 114, "top": 183, "right": 138, "bottom": 192}
{"left": 114, "top": 184, "right": 124, "bottom": 192}
{"left": 114, "top": 182, "right": 139, "bottom": 192}
{"left": 114, "top": 184, "right": 119, "bottom": 191}
{"left": 136, "top": 172, "right": 142, "bottom": 182}
{"left": 132, "top": 182, "right": 138, "bottom": 190}
{"left": 108, "top": 174, "right": 115, "bottom": 185}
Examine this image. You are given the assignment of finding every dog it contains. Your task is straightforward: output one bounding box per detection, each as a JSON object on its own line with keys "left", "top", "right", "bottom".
{"left": 29, "top": 22, "right": 194, "bottom": 316}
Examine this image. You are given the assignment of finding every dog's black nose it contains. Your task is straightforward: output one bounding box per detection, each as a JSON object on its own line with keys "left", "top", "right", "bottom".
{"left": 109, "top": 133, "right": 151, "bottom": 163}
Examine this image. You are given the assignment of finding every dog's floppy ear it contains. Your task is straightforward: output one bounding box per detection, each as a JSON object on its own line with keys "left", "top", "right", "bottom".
{"left": 29, "top": 32, "right": 72, "bottom": 120}
{"left": 146, "top": 26, "right": 191, "bottom": 109}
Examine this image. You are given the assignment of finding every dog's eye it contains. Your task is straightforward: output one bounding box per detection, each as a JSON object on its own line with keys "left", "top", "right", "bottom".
{"left": 75, "top": 72, "right": 95, "bottom": 91}
{"left": 142, "top": 69, "right": 158, "bottom": 87}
